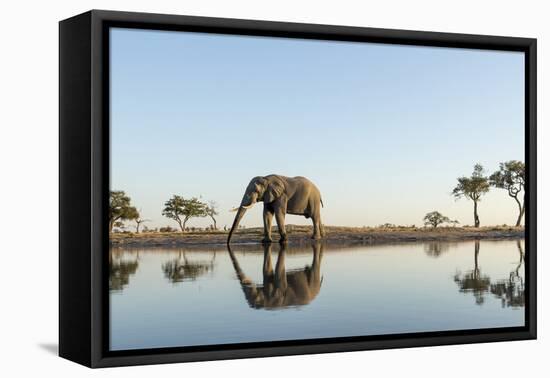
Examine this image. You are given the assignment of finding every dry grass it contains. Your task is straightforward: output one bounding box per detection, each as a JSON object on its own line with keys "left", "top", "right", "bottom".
{"left": 110, "top": 224, "right": 524, "bottom": 248}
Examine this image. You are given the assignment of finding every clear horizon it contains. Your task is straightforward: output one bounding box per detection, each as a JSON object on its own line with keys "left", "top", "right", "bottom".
{"left": 110, "top": 28, "right": 525, "bottom": 230}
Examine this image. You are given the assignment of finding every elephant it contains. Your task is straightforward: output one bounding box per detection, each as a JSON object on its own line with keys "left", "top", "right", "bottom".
{"left": 227, "top": 174, "right": 324, "bottom": 243}
{"left": 227, "top": 242, "right": 323, "bottom": 309}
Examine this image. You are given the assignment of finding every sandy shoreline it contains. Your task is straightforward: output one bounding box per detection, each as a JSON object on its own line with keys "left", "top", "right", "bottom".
{"left": 110, "top": 225, "right": 524, "bottom": 249}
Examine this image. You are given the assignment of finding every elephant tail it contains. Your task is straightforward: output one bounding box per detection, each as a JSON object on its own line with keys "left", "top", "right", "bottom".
{"left": 320, "top": 197, "right": 324, "bottom": 208}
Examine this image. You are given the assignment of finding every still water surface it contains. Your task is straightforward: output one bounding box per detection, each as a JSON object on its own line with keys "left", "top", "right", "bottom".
{"left": 110, "top": 239, "right": 525, "bottom": 351}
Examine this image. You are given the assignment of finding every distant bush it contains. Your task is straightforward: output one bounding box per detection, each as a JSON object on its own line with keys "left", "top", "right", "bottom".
{"left": 159, "top": 226, "right": 177, "bottom": 233}
{"left": 141, "top": 226, "right": 158, "bottom": 233}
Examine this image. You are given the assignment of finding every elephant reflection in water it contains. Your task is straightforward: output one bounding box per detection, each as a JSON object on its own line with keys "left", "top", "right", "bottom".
{"left": 162, "top": 251, "right": 216, "bottom": 283}
{"left": 109, "top": 250, "right": 139, "bottom": 291}
{"left": 228, "top": 242, "right": 323, "bottom": 309}
{"left": 490, "top": 240, "right": 525, "bottom": 308}
{"left": 454, "top": 240, "right": 490, "bottom": 305}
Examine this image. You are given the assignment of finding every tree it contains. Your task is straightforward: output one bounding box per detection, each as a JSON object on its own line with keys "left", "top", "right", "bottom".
{"left": 132, "top": 208, "right": 150, "bottom": 233}
{"left": 449, "top": 219, "right": 460, "bottom": 227}
{"left": 423, "top": 211, "right": 450, "bottom": 228}
{"left": 452, "top": 164, "right": 490, "bottom": 228}
{"left": 113, "top": 221, "right": 126, "bottom": 232}
{"left": 109, "top": 191, "right": 138, "bottom": 232}
{"left": 162, "top": 195, "right": 208, "bottom": 232}
{"left": 489, "top": 160, "right": 526, "bottom": 226}
{"left": 205, "top": 201, "right": 219, "bottom": 230}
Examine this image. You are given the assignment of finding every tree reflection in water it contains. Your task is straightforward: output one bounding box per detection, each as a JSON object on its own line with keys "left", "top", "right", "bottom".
{"left": 454, "top": 240, "right": 525, "bottom": 307}
{"left": 454, "top": 241, "right": 490, "bottom": 305}
{"left": 110, "top": 250, "right": 139, "bottom": 292}
{"left": 490, "top": 240, "right": 525, "bottom": 308}
{"left": 227, "top": 242, "right": 323, "bottom": 310}
{"left": 162, "top": 251, "right": 216, "bottom": 283}
{"left": 424, "top": 242, "right": 451, "bottom": 258}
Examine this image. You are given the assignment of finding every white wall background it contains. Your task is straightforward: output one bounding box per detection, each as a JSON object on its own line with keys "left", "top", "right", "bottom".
{"left": 0, "top": 0, "right": 546, "bottom": 376}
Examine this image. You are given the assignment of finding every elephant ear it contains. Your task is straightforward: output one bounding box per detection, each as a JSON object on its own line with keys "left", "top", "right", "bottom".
{"left": 263, "top": 177, "right": 285, "bottom": 203}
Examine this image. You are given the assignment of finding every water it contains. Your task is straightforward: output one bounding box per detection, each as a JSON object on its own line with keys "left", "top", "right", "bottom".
{"left": 109, "top": 239, "right": 525, "bottom": 351}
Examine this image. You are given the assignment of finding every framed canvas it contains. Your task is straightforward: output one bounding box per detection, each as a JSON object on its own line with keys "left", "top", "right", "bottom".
{"left": 59, "top": 10, "right": 537, "bottom": 368}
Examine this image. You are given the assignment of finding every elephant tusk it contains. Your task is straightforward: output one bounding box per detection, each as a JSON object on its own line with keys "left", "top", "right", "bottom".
{"left": 229, "top": 203, "right": 255, "bottom": 212}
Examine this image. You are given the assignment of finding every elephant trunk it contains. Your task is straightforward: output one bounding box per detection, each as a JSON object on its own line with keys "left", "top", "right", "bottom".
{"left": 227, "top": 206, "right": 247, "bottom": 244}
{"left": 226, "top": 245, "right": 248, "bottom": 284}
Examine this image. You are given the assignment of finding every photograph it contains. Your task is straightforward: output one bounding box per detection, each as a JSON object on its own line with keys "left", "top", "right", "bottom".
{"left": 2, "top": 0, "right": 548, "bottom": 375}
{"left": 107, "top": 26, "right": 527, "bottom": 352}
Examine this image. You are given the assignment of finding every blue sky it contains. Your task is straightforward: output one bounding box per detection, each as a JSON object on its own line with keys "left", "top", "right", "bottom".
{"left": 110, "top": 28, "right": 525, "bottom": 229}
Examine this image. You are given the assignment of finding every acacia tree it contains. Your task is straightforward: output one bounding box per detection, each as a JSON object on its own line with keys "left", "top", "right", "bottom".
{"left": 109, "top": 191, "right": 138, "bottom": 232}
{"left": 452, "top": 164, "right": 490, "bottom": 228}
{"left": 423, "top": 211, "right": 451, "bottom": 228}
{"left": 132, "top": 209, "right": 150, "bottom": 233}
{"left": 162, "top": 195, "right": 207, "bottom": 232}
{"left": 449, "top": 219, "right": 460, "bottom": 227}
{"left": 113, "top": 221, "right": 126, "bottom": 231}
{"left": 205, "top": 201, "right": 219, "bottom": 230}
{"left": 489, "top": 160, "right": 526, "bottom": 226}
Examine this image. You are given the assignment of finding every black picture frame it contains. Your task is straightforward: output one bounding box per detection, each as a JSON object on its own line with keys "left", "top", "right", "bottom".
{"left": 59, "top": 9, "right": 537, "bottom": 368}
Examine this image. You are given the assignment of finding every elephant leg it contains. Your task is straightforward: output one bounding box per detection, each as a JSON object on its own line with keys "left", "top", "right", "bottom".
{"left": 309, "top": 241, "right": 323, "bottom": 285}
{"left": 275, "top": 209, "right": 287, "bottom": 242}
{"left": 262, "top": 208, "right": 274, "bottom": 243}
{"left": 274, "top": 246, "right": 288, "bottom": 292}
{"left": 262, "top": 244, "right": 273, "bottom": 284}
{"left": 311, "top": 213, "right": 322, "bottom": 240}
